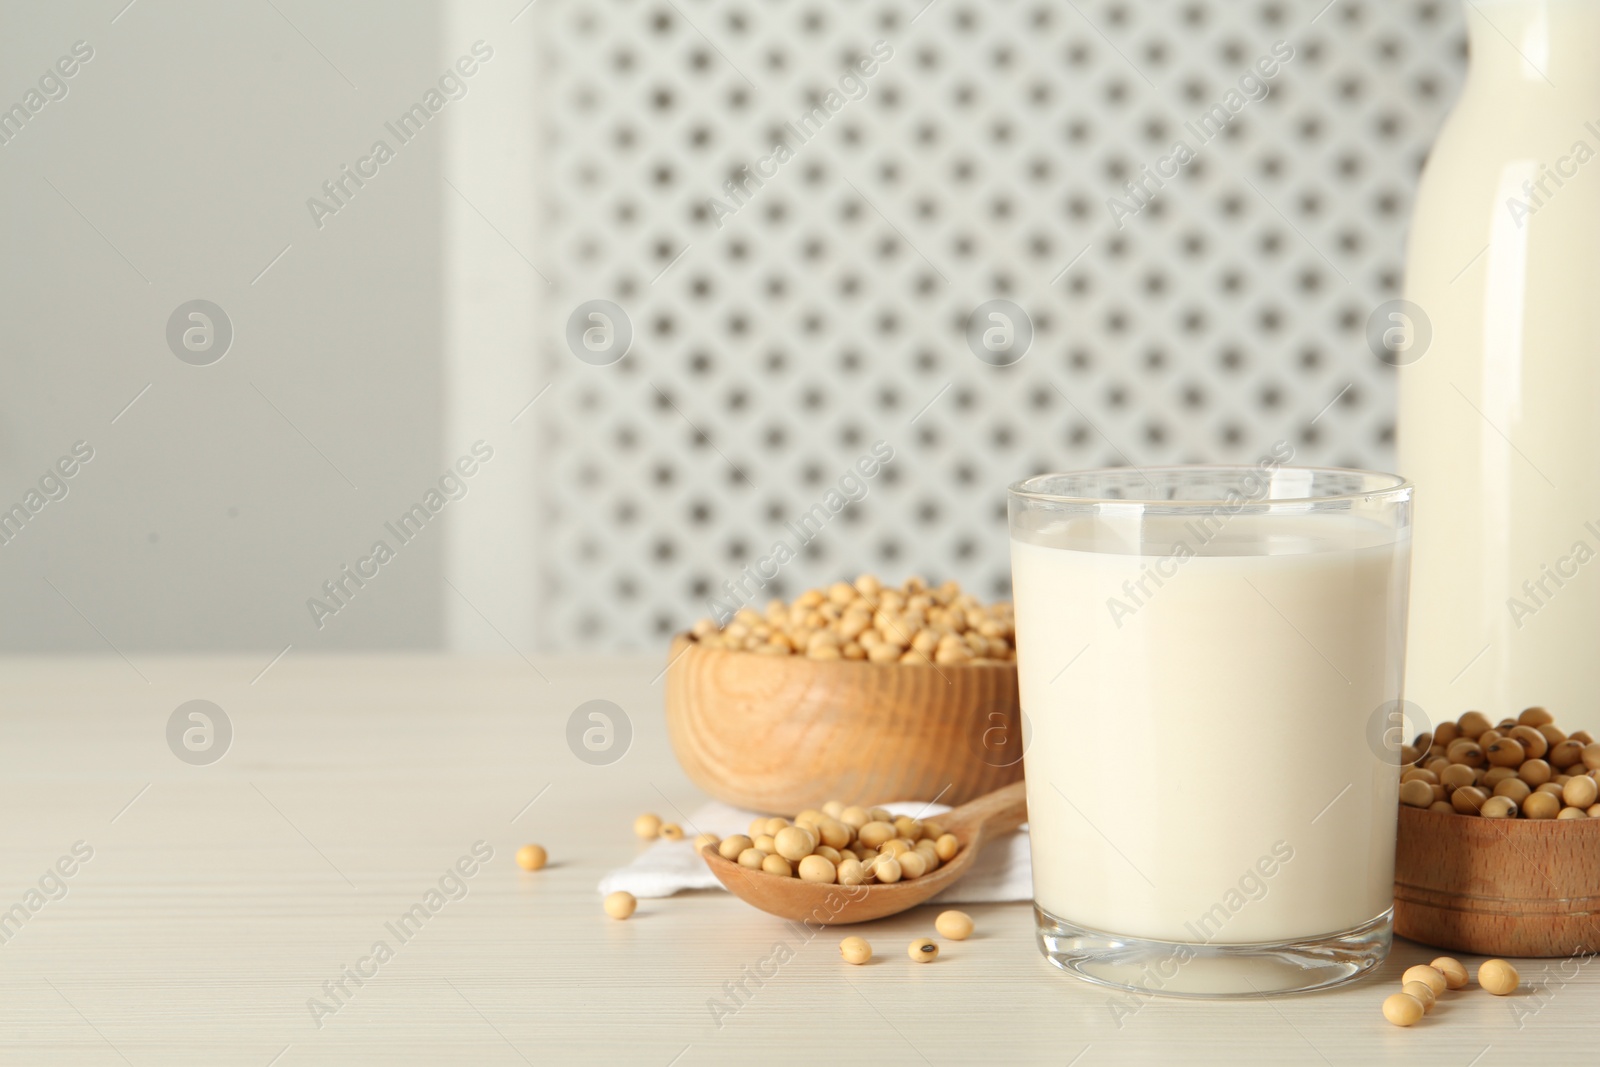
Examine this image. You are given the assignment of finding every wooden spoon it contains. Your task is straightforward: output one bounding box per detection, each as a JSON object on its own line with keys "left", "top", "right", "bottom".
{"left": 699, "top": 780, "right": 1027, "bottom": 924}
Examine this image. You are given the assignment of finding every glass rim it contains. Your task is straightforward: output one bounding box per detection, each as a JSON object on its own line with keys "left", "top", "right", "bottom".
{"left": 1007, "top": 464, "right": 1412, "bottom": 507}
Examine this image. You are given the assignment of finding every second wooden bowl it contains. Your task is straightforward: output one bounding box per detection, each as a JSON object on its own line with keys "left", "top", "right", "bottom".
{"left": 663, "top": 635, "right": 1023, "bottom": 812}
{"left": 1394, "top": 805, "right": 1600, "bottom": 957}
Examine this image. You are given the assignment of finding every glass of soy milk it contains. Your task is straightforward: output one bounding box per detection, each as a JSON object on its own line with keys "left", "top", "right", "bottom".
{"left": 1009, "top": 465, "right": 1412, "bottom": 997}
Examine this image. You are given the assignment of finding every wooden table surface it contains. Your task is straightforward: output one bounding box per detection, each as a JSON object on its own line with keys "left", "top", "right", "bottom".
{"left": 0, "top": 655, "right": 1590, "bottom": 1065}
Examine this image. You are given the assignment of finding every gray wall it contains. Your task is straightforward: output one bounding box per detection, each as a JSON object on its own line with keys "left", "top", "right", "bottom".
{"left": 0, "top": 0, "right": 535, "bottom": 654}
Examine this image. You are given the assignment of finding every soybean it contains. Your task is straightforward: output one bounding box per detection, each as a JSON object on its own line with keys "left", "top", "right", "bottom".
{"left": 1400, "top": 780, "right": 1434, "bottom": 808}
{"left": 1402, "top": 964, "right": 1447, "bottom": 997}
{"left": 774, "top": 826, "right": 817, "bottom": 862}
{"left": 1493, "top": 778, "right": 1531, "bottom": 804}
{"left": 797, "top": 855, "right": 837, "bottom": 884}
{"left": 1451, "top": 786, "right": 1488, "bottom": 815}
{"left": 1382, "top": 992, "right": 1425, "bottom": 1027}
{"left": 839, "top": 936, "right": 872, "bottom": 965}
{"left": 1510, "top": 725, "right": 1549, "bottom": 758}
{"left": 1520, "top": 758, "right": 1553, "bottom": 785}
{"left": 1485, "top": 738, "right": 1525, "bottom": 767}
{"left": 603, "top": 891, "right": 637, "bottom": 919}
{"left": 717, "top": 835, "right": 754, "bottom": 861}
{"left": 1480, "top": 796, "right": 1517, "bottom": 819}
{"left": 1550, "top": 740, "right": 1586, "bottom": 769}
{"left": 1563, "top": 775, "right": 1599, "bottom": 809}
{"left": 1524, "top": 791, "right": 1561, "bottom": 819}
{"left": 1479, "top": 959, "right": 1520, "bottom": 995}
{"left": 897, "top": 851, "right": 929, "bottom": 879}
{"left": 1430, "top": 957, "right": 1469, "bottom": 989}
{"left": 1401, "top": 980, "right": 1437, "bottom": 1013}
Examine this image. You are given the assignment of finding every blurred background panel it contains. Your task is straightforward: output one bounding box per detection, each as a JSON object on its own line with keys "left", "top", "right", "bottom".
{"left": 0, "top": 0, "right": 1463, "bottom": 655}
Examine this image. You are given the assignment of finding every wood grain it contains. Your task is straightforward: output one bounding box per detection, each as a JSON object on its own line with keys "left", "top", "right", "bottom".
{"left": 664, "top": 635, "right": 1023, "bottom": 812}
{"left": 1395, "top": 806, "right": 1600, "bottom": 957}
{"left": 5, "top": 655, "right": 1596, "bottom": 1065}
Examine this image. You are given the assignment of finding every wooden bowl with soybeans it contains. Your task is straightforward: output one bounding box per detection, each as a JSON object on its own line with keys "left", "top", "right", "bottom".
{"left": 664, "top": 575, "right": 1024, "bottom": 813}
{"left": 1393, "top": 706, "right": 1600, "bottom": 957}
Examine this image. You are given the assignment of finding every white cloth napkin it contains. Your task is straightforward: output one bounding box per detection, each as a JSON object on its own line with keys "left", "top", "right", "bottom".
{"left": 598, "top": 800, "right": 1032, "bottom": 904}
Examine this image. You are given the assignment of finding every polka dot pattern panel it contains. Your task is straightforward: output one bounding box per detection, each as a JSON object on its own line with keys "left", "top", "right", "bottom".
{"left": 531, "top": 0, "right": 1464, "bottom": 651}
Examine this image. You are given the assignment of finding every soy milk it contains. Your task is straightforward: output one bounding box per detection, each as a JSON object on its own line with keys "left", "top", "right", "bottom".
{"left": 1401, "top": 0, "right": 1600, "bottom": 719}
{"left": 1013, "top": 513, "right": 1409, "bottom": 943}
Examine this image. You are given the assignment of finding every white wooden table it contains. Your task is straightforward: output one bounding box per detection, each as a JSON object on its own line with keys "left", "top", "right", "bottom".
{"left": 0, "top": 655, "right": 1589, "bottom": 1065}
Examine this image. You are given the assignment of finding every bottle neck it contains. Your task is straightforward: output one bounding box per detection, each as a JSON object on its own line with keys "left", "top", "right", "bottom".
{"left": 1465, "top": 0, "right": 1600, "bottom": 94}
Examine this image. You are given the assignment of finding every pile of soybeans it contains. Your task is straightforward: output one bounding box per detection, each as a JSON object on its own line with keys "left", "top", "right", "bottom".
{"left": 1400, "top": 707, "right": 1600, "bottom": 819}
{"left": 690, "top": 575, "right": 1015, "bottom": 666}
{"left": 695, "top": 799, "right": 961, "bottom": 886}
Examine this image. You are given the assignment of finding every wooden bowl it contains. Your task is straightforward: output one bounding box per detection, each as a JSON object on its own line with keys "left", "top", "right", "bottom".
{"left": 1394, "top": 806, "right": 1600, "bottom": 957}
{"left": 663, "top": 635, "right": 1023, "bottom": 812}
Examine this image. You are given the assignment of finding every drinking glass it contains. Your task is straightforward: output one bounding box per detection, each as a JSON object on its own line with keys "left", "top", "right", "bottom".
{"left": 1009, "top": 465, "right": 1412, "bottom": 997}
